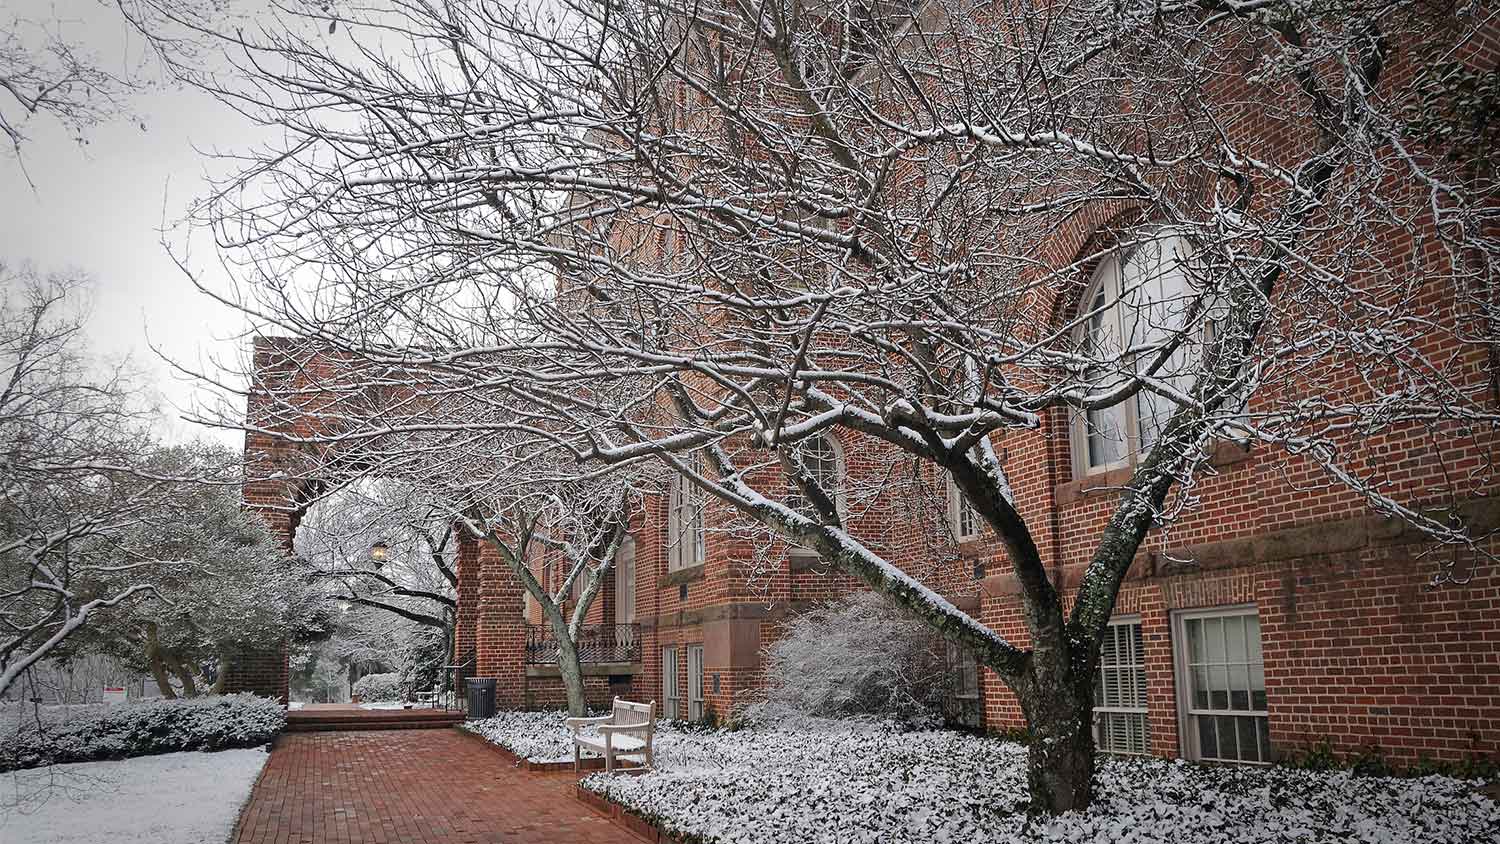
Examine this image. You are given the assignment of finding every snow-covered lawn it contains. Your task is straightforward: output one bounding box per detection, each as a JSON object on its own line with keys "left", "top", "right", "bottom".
{"left": 564, "top": 722, "right": 1499, "bottom": 844}
{"left": 0, "top": 748, "right": 267, "bottom": 844}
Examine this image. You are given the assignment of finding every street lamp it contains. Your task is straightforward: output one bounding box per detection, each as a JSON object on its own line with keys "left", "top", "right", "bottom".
{"left": 369, "top": 540, "right": 389, "bottom": 568}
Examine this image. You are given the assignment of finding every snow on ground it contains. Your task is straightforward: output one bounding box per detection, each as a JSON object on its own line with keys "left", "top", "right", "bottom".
{"left": 574, "top": 723, "right": 1499, "bottom": 844}
{"left": 0, "top": 748, "right": 267, "bottom": 844}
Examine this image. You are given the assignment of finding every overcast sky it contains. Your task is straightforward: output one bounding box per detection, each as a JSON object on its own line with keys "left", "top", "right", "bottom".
{"left": 1, "top": 0, "right": 263, "bottom": 448}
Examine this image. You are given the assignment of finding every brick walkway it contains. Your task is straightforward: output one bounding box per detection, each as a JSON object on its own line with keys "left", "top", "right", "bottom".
{"left": 232, "top": 729, "right": 639, "bottom": 844}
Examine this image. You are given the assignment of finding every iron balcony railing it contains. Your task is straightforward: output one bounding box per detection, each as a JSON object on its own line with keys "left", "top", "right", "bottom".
{"left": 525, "top": 623, "right": 641, "bottom": 665}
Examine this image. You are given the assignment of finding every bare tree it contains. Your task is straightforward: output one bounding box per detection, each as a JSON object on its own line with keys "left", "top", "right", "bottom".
{"left": 191, "top": 0, "right": 1498, "bottom": 811}
{"left": 0, "top": 265, "right": 163, "bottom": 696}
{"left": 458, "top": 480, "right": 633, "bottom": 717}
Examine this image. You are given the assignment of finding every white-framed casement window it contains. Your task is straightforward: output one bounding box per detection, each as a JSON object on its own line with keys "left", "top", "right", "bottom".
{"left": 1071, "top": 231, "right": 1215, "bottom": 477}
{"left": 687, "top": 644, "right": 705, "bottom": 721}
{"left": 945, "top": 472, "right": 982, "bottom": 542}
{"left": 667, "top": 454, "right": 706, "bottom": 571}
{"left": 661, "top": 646, "right": 680, "bottom": 720}
{"left": 1093, "top": 616, "right": 1149, "bottom": 755}
{"left": 614, "top": 536, "right": 636, "bottom": 625}
{"left": 787, "top": 434, "right": 844, "bottom": 521}
{"left": 1172, "top": 606, "right": 1271, "bottom": 764}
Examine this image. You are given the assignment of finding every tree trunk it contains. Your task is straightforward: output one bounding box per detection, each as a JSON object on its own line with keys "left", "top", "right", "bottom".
{"left": 162, "top": 649, "right": 199, "bottom": 697}
{"left": 556, "top": 637, "right": 588, "bottom": 717}
{"left": 1020, "top": 681, "right": 1096, "bottom": 813}
{"left": 210, "top": 656, "right": 229, "bottom": 695}
{"left": 143, "top": 623, "right": 177, "bottom": 699}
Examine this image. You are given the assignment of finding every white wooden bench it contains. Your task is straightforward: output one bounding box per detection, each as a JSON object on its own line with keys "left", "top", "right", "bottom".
{"left": 566, "top": 697, "right": 656, "bottom": 773}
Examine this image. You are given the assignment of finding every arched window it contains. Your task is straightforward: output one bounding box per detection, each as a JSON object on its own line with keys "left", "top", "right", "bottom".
{"left": 1072, "top": 231, "right": 1213, "bottom": 476}
{"left": 787, "top": 434, "right": 844, "bottom": 520}
{"left": 667, "top": 454, "right": 706, "bottom": 571}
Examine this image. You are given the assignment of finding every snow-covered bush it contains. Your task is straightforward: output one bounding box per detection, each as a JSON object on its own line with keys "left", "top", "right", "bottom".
{"left": 0, "top": 693, "right": 284, "bottom": 771}
{"left": 744, "top": 592, "right": 949, "bottom": 727}
{"left": 351, "top": 672, "right": 403, "bottom": 702}
{"left": 584, "top": 723, "right": 1500, "bottom": 844}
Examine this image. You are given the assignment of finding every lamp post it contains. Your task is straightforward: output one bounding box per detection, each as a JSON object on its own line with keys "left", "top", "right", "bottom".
{"left": 369, "top": 540, "right": 389, "bottom": 568}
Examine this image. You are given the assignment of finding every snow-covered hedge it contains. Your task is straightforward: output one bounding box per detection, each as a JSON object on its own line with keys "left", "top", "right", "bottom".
{"left": 583, "top": 723, "right": 1500, "bottom": 844}
{"left": 1, "top": 693, "right": 285, "bottom": 771}
{"left": 352, "top": 671, "right": 403, "bottom": 702}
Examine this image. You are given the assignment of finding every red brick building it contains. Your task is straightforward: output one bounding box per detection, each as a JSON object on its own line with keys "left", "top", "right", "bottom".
{"left": 238, "top": 321, "right": 1498, "bottom": 768}
{"left": 231, "top": 9, "right": 1500, "bottom": 770}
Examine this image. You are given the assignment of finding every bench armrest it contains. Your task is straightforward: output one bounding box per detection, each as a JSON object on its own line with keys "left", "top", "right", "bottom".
{"left": 565, "top": 715, "right": 612, "bottom": 732}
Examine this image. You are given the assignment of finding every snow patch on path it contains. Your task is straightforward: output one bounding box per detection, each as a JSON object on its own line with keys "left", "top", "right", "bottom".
{"left": 0, "top": 748, "right": 268, "bottom": 844}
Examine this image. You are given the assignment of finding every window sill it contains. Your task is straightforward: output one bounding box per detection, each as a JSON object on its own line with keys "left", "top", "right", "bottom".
{"left": 788, "top": 549, "right": 830, "bottom": 573}
{"left": 1057, "top": 441, "right": 1254, "bottom": 505}
{"left": 663, "top": 564, "right": 705, "bottom": 586}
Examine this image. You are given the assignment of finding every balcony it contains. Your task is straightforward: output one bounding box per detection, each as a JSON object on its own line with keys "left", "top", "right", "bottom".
{"left": 524, "top": 623, "right": 641, "bottom": 666}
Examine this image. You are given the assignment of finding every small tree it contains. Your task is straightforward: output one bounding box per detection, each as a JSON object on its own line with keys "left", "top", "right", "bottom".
{"left": 457, "top": 483, "right": 633, "bottom": 717}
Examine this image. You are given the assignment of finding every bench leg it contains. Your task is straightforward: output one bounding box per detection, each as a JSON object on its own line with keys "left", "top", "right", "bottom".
{"left": 573, "top": 741, "right": 580, "bottom": 773}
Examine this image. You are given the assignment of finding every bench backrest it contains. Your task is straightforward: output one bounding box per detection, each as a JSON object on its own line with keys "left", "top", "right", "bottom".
{"left": 611, "top": 697, "right": 655, "bottom": 734}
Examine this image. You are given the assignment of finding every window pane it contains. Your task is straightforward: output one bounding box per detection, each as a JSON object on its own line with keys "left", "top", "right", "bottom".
{"left": 1206, "top": 618, "right": 1227, "bottom": 664}
{"left": 1087, "top": 404, "right": 1127, "bottom": 467}
{"left": 1211, "top": 666, "right": 1231, "bottom": 709}
{"left": 1238, "top": 716, "right": 1261, "bottom": 762}
{"left": 1246, "top": 615, "right": 1263, "bottom": 663}
{"left": 1215, "top": 716, "right": 1241, "bottom": 761}
{"left": 1192, "top": 666, "right": 1210, "bottom": 709}
{"left": 1256, "top": 717, "right": 1273, "bottom": 762}
{"left": 1229, "top": 664, "right": 1250, "bottom": 711}
{"left": 1187, "top": 618, "right": 1206, "bottom": 664}
{"left": 1228, "top": 615, "right": 1250, "bottom": 662}
{"left": 1250, "top": 663, "right": 1267, "bottom": 711}
{"left": 1197, "top": 716, "right": 1217, "bottom": 760}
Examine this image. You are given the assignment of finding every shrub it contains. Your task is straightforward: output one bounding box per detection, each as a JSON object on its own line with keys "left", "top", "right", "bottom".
{"left": 743, "top": 592, "right": 950, "bottom": 727}
{"left": 352, "top": 671, "right": 403, "bottom": 702}
{"left": 1, "top": 693, "right": 285, "bottom": 771}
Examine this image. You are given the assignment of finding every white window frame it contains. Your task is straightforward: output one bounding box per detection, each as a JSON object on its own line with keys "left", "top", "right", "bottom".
{"left": 1093, "top": 615, "right": 1149, "bottom": 756}
{"left": 661, "top": 646, "right": 680, "bottom": 720}
{"left": 614, "top": 536, "right": 636, "bottom": 625}
{"left": 945, "top": 471, "right": 982, "bottom": 542}
{"left": 687, "top": 644, "right": 705, "bottom": 721}
{"left": 1070, "top": 230, "right": 1209, "bottom": 478}
{"left": 1171, "top": 604, "right": 1272, "bottom": 765}
{"left": 667, "top": 455, "right": 706, "bottom": 572}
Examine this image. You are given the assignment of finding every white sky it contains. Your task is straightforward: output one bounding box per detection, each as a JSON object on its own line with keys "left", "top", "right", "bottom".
{"left": 1, "top": 0, "right": 265, "bottom": 448}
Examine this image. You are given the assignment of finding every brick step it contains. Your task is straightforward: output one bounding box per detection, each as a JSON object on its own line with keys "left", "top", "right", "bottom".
{"left": 284, "top": 709, "right": 465, "bottom": 732}
{"left": 285, "top": 718, "right": 463, "bottom": 732}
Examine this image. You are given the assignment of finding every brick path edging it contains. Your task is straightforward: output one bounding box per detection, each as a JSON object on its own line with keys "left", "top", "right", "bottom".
{"left": 574, "top": 785, "right": 689, "bottom": 844}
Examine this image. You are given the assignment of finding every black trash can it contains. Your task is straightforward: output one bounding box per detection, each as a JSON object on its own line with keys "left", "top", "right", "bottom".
{"left": 466, "top": 678, "right": 497, "bottom": 719}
